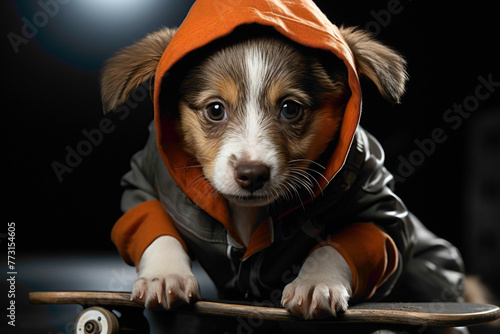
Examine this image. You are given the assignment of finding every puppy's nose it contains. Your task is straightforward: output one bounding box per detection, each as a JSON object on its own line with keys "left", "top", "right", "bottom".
{"left": 235, "top": 163, "right": 270, "bottom": 193}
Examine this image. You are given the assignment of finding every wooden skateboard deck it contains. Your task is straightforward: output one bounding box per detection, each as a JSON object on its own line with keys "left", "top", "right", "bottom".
{"left": 29, "top": 291, "right": 500, "bottom": 334}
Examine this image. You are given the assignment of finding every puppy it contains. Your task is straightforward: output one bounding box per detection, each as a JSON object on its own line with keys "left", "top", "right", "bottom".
{"left": 177, "top": 35, "right": 352, "bottom": 318}
{"left": 101, "top": 21, "right": 407, "bottom": 319}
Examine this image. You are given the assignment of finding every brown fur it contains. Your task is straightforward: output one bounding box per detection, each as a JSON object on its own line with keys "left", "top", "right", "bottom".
{"left": 339, "top": 26, "right": 408, "bottom": 103}
{"left": 178, "top": 100, "right": 222, "bottom": 182}
{"left": 100, "top": 27, "right": 177, "bottom": 113}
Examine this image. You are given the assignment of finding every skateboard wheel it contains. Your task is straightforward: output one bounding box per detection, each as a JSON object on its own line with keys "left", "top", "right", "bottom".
{"left": 74, "top": 306, "right": 119, "bottom": 334}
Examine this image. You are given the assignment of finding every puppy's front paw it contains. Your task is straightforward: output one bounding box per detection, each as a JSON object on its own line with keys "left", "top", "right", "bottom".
{"left": 131, "top": 274, "right": 200, "bottom": 309}
{"left": 281, "top": 246, "right": 353, "bottom": 319}
{"left": 131, "top": 236, "right": 200, "bottom": 309}
{"left": 281, "top": 279, "right": 350, "bottom": 319}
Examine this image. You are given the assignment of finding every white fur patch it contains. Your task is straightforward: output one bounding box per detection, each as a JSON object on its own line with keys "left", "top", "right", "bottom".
{"left": 211, "top": 45, "right": 284, "bottom": 201}
{"left": 132, "top": 236, "right": 200, "bottom": 309}
{"left": 281, "top": 246, "right": 353, "bottom": 319}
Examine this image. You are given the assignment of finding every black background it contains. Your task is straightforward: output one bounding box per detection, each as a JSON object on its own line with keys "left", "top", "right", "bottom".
{"left": 3, "top": 0, "right": 499, "bottom": 293}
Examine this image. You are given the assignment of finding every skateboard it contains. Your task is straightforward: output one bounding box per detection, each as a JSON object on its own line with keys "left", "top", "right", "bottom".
{"left": 29, "top": 291, "right": 500, "bottom": 334}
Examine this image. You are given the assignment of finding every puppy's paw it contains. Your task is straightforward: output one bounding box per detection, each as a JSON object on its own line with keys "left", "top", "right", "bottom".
{"left": 281, "top": 279, "right": 350, "bottom": 319}
{"left": 131, "top": 273, "right": 200, "bottom": 309}
{"left": 131, "top": 236, "right": 200, "bottom": 309}
{"left": 281, "top": 246, "right": 353, "bottom": 319}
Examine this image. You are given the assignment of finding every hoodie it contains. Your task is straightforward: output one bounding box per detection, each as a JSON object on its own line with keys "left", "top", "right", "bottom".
{"left": 111, "top": 0, "right": 465, "bottom": 303}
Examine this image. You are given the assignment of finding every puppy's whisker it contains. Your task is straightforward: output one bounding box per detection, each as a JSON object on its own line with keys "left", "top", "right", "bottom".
{"left": 281, "top": 185, "right": 294, "bottom": 202}
{"left": 277, "top": 185, "right": 293, "bottom": 203}
{"left": 290, "top": 168, "right": 326, "bottom": 196}
{"left": 288, "top": 158, "right": 329, "bottom": 195}
{"left": 178, "top": 157, "right": 201, "bottom": 168}
{"left": 207, "top": 186, "right": 222, "bottom": 200}
{"left": 300, "top": 167, "right": 330, "bottom": 184}
{"left": 289, "top": 175, "right": 314, "bottom": 196}
{"left": 195, "top": 182, "right": 216, "bottom": 207}
{"left": 289, "top": 169, "right": 315, "bottom": 190}
{"left": 295, "top": 180, "right": 315, "bottom": 200}
{"left": 288, "top": 181, "right": 306, "bottom": 209}
{"left": 185, "top": 174, "right": 207, "bottom": 193}
{"left": 289, "top": 159, "right": 327, "bottom": 170}
{"left": 175, "top": 165, "right": 204, "bottom": 170}
{"left": 280, "top": 172, "right": 308, "bottom": 208}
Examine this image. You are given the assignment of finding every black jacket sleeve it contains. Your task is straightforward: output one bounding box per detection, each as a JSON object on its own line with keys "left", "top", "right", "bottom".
{"left": 323, "top": 128, "right": 465, "bottom": 301}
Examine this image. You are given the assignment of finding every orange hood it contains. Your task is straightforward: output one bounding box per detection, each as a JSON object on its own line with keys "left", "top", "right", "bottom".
{"left": 153, "top": 0, "right": 362, "bottom": 227}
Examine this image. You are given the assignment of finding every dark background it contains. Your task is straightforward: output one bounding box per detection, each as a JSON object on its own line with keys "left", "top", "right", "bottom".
{"left": 3, "top": 0, "right": 499, "bottom": 308}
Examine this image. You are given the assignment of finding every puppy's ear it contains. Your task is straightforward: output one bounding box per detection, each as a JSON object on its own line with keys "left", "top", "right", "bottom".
{"left": 339, "top": 26, "right": 408, "bottom": 103}
{"left": 100, "top": 27, "right": 177, "bottom": 114}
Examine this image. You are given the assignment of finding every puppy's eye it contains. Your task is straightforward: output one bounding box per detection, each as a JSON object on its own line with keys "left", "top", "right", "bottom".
{"left": 279, "top": 100, "right": 303, "bottom": 121}
{"left": 205, "top": 102, "right": 227, "bottom": 121}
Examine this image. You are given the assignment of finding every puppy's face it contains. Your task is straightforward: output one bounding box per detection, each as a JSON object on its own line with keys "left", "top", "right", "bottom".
{"left": 178, "top": 37, "right": 349, "bottom": 207}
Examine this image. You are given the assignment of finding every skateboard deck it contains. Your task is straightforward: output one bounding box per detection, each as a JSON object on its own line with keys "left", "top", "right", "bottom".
{"left": 29, "top": 291, "right": 500, "bottom": 334}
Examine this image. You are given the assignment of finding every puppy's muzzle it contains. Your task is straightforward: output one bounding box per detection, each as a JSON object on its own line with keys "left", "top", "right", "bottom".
{"left": 235, "top": 163, "right": 270, "bottom": 193}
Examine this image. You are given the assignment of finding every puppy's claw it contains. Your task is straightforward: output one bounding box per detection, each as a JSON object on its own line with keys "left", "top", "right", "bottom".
{"left": 131, "top": 274, "right": 200, "bottom": 310}
{"left": 184, "top": 276, "right": 201, "bottom": 302}
{"left": 281, "top": 246, "right": 352, "bottom": 319}
{"left": 131, "top": 278, "right": 147, "bottom": 304}
{"left": 282, "top": 282, "right": 350, "bottom": 319}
